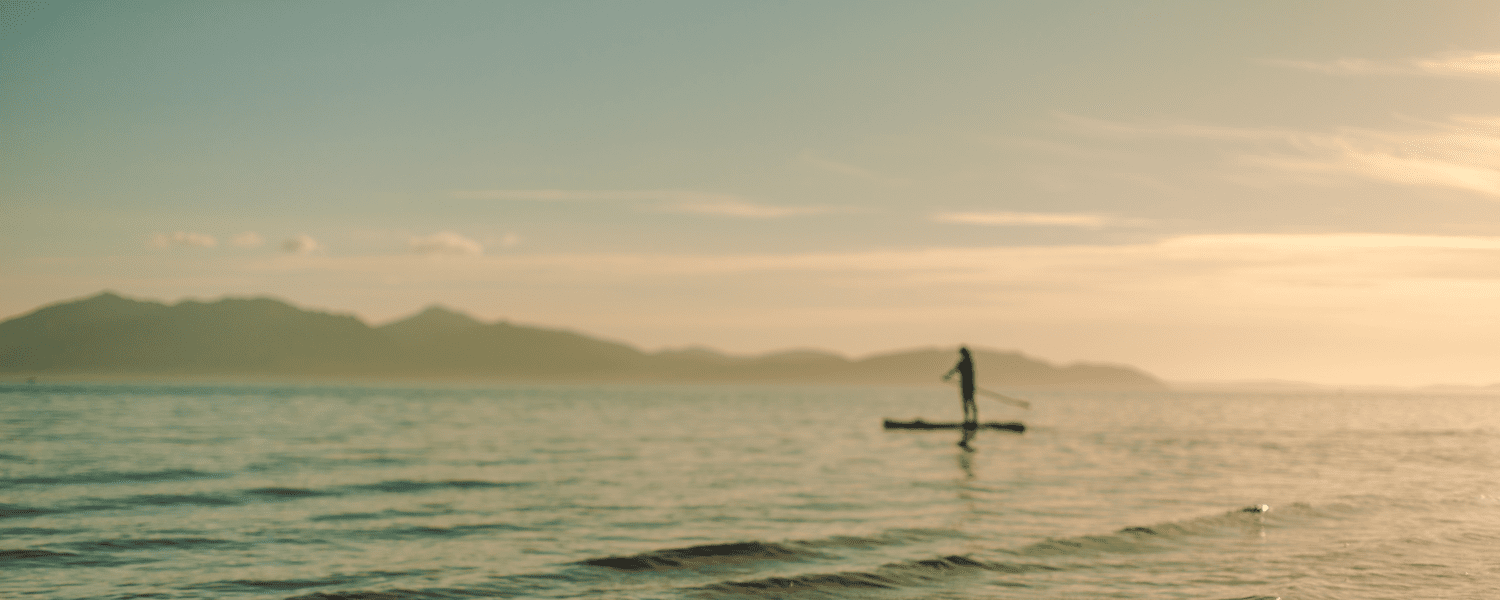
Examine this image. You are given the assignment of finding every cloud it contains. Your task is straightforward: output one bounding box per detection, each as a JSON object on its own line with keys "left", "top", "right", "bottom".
{"left": 932, "top": 211, "right": 1127, "bottom": 228}
{"left": 654, "top": 198, "right": 836, "bottom": 218}
{"left": 231, "top": 232, "right": 264, "bottom": 248}
{"left": 1061, "top": 113, "right": 1500, "bottom": 199}
{"left": 52, "top": 233, "right": 1500, "bottom": 385}
{"left": 1418, "top": 52, "right": 1500, "bottom": 77}
{"left": 241, "top": 234, "right": 1500, "bottom": 290}
{"left": 409, "top": 231, "right": 484, "bottom": 255}
{"left": 1258, "top": 57, "right": 1413, "bottom": 76}
{"left": 281, "top": 234, "right": 321, "bottom": 254}
{"left": 453, "top": 188, "right": 837, "bottom": 219}
{"left": 1054, "top": 112, "right": 1295, "bottom": 141}
{"left": 797, "top": 150, "right": 909, "bottom": 185}
{"left": 1262, "top": 51, "right": 1500, "bottom": 80}
{"left": 149, "top": 231, "right": 217, "bottom": 249}
{"left": 1248, "top": 117, "right": 1500, "bottom": 197}
{"left": 452, "top": 189, "right": 676, "bottom": 202}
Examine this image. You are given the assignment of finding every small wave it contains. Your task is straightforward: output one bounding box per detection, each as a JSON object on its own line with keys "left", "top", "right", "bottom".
{"left": 65, "top": 537, "right": 243, "bottom": 552}
{"left": 309, "top": 509, "right": 455, "bottom": 522}
{"left": 579, "top": 528, "right": 963, "bottom": 573}
{"left": 7, "top": 484, "right": 383, "bottom": 521}
{"left": 0, "top": 468, "right": 217, "bottom": 487}
{"left": 0, "top": 504, "right": 57, "bottom": 519}
{"left": 286, "top": 587, "right": 486, "bottom": 600}
{"left": 0, "top": 547, "right": 149, "bottom": 568}
{"left": 119, "top": 493, "right": 243, "bottom": 507}
{"left": 581, "top": 541, "right": 822, "bottom": 571}
{"left": 0, "top": 548, "right": 81, "bottom": 561}
{"left": 247, "top": 487, "right": 339, "bottom": 499}
{"left": 1014, "top": 505, "right": 1274, "bottom": 557}
{"left": 191, "top": 570, "right": 438, "bottom": 595}
{"left": 712, "top": 571, "right": 902, "bottom": 591}
{"left": 0, "top": 453, "right": 28, "bottom": 462}
{"left": 88, "top": 486, "right": 357, "bottom": 510}
{"left": 287, "top": 575, "right": 627, "bottom": 600}
{"left": 697, "top": 506, "right": 1276, "bottom": 594}
{"left": 345, "top": 480, "right": 532, "bottom": 494}
{"left": 64, "top": 493, "right": 244, "bottom": 514}
{"left": 801, "top": 527, "right": 964, "bottom": 549}
{"left": 202, "top": 578, "right": 352, "bottom": 591}
{"left": 701, "top": 555, "right": 1058, "bottom": 593}
{"left": 1017, "top": 529, "right": 1175, "bottom": 556}
{"left": 370, "top": 523, "right": 533, "bottom": 540}
{"left": 0, "top": 527, "right": 67, "bottom": 536}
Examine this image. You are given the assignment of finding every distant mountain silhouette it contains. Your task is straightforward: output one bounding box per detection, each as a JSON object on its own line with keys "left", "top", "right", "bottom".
{"left": 0, "top": 292, "right": 1165, "bottom": 388}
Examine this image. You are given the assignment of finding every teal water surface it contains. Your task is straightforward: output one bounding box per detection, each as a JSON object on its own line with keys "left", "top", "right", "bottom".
{"left": 3, "top": 382, "right": 1498, "bottom": 599}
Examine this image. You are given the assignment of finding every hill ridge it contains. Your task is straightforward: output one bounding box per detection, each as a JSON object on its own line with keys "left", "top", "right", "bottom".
{"left": 0, "top": 292, "right": 1165, "bottom": 388}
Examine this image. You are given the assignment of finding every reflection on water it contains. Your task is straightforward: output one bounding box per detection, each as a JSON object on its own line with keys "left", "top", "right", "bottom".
{"left": 3, "top": 383, "right": 1499, "bottom": 599}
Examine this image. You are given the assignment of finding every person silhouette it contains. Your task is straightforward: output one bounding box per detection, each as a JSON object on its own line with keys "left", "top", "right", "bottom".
{"left": 943, "top": 347, "right": 977, "bottom": 449}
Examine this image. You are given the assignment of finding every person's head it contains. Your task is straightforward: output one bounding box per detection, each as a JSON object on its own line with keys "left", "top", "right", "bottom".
{"left": 959, "top": 346, "right": 970, "bottom": 358}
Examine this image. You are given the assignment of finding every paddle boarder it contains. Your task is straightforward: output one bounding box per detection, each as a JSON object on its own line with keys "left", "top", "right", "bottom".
{"left": 943, "top": 346, "right": 977, "bottom": 448}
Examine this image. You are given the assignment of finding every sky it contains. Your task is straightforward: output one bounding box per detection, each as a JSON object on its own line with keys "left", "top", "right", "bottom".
{"left": 5, "top": 1, "right": 1500, "bottom": 386}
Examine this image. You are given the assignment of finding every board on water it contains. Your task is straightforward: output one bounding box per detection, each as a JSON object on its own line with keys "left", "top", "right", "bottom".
{"left": 883, "top": 419, "right": 1025, "bottom": 432}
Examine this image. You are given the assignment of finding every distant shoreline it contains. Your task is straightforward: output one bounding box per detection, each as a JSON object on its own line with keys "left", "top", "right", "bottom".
{"left": 1, "top": 292, "right": 1166, "bottom": 390}
{"left": 0, "top": 372, "right": 1162, "bottom": 391}
{"left": 9, "top": 374, "right": 1500, "bottom": 397}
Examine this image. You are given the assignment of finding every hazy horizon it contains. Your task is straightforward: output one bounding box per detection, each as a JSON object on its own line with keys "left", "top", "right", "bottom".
{"left": 7, "top": 2, "right": 1500, "bottom": 386}
{"left": 1, "top": 288, "right": 1142, "bottom": 362}
{"left": 6, "top": 289, "right": 1496, "bottom": 390}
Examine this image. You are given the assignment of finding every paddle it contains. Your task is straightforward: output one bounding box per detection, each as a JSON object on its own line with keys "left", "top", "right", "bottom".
{"left": 975, "top": 386, "right": 1031, "bottom": 409}
{"left": 943, "top": 379, "right": 1032, "bottom": 409}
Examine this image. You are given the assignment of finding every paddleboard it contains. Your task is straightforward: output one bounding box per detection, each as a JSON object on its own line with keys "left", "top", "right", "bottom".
{"left": 883, "top": 419, "right": 1024, "bottom": 432}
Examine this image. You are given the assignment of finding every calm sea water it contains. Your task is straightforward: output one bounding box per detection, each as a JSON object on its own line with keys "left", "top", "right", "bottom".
{"left": 3, "top": 382, "right": 1499, "bottom": 599}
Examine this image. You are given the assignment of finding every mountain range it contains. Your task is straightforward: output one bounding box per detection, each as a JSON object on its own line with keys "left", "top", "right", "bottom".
{"left": 0, "top": 292, "right": 1165, "bottom": 388}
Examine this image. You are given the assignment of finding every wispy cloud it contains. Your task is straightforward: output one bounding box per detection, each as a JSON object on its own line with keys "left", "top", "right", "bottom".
{"left": 281, "top": 234, "right": 321, "bottom": 254}
{"left": 797, "top": 150, "right": 909, "bottom": 185}
{"left": 1054, "top": 112, "right": 1295, "bottom": 142}
{"left": 1418, "top": 52, "right": 1500, "bottom": 78}
{"left": 1263, "top": 51, "right": 1500, "bottom": 80}
{"left": 452, "top": 189, "right": 680, "bottom": 202}
{"left": 149, "top": 231, "right": 217, "bottom": 249}
{"left": 1164, "top": 233, "right": 1500, "bottom": 251}
{"left": 231, "top": 232, "right": 264, "bottom": 248}
{"left": 496, "top": 233, "right": 522, "bottom": 248}
{"left": 453, "top": 188, "right": 838, "bottom": 219}
{"left": 1249, "top": 116, "right": 1500, "bottom": 197}
{"left": 55, "top": 233, "right": 1500, "bottom": 385}
{"left": 654, "top": 198, "right": 836, "bottom": 218}
{"left": 932, "top": 211, "right": 1135, "bottom": 228}
{"left": 241, "top": 234, "right": 1500, "bottom": 288}
{"left": 1061, "top": 113, "right": 1500, "bottom": 199}
{"left": 409, "top": 231, "right": 484, "bottom": 255}
{"left": 1259, "top": 57, "right": 1413, "bottom": 76}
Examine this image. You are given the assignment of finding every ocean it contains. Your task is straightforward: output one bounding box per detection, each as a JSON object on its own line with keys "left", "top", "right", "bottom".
{"left": 2, "top": 382, "right": 1497, "bottom": 599}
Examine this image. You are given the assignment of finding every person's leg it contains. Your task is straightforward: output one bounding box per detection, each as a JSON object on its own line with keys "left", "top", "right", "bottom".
{"left": 958, "top": 389, "right": 977, "bottom": 448}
